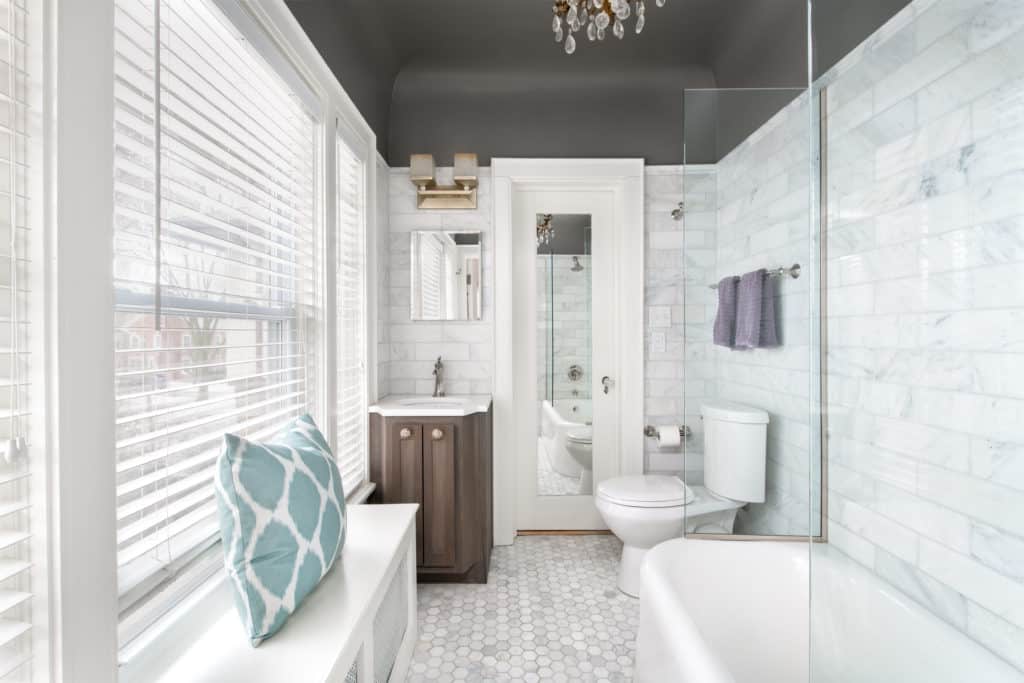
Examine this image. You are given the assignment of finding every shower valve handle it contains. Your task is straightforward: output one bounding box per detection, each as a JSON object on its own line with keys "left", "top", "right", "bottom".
{"left": 601, "top": 376, "right": 614, "bottom": 394}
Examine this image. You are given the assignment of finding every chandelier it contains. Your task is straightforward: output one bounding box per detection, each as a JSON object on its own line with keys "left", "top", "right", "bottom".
{"left": 552, "top": 0, "right": 665, "bottom": 54}
{"left": 537, "top": 214, "right": 554, "bottom": 246}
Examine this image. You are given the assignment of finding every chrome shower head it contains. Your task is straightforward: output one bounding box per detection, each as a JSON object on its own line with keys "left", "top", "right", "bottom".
{"left": 671, "top": 202, "right": 684, "bottom": 221}
{"left": 570, "top": 256, "right": 584, "bottom": 272}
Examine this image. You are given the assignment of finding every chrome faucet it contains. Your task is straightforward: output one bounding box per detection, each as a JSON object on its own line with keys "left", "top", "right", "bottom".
{"left": 432, "top": 356, "right": 445, "bottom": 397}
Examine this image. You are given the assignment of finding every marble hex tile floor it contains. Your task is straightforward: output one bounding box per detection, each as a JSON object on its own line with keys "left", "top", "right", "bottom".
{"left": 407, "top": 535, "right": 638, "bottom": 682}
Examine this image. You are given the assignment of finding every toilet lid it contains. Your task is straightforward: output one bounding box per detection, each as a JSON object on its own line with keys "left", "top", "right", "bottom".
{"left": 597, "top": 475, "right": 694, "bottom": 508}
{"left": 566, "top": 427, "right": 591, "bottom": 444}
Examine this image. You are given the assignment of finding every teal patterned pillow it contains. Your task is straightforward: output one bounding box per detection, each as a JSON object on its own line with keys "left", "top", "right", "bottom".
{"left": 214, "top": 414, "right": 346, "bottom": 646}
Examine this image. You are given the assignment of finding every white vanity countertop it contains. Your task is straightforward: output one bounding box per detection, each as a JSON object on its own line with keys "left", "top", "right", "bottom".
{"left": 369, "top": 394, "right": 493, "bottom": 417}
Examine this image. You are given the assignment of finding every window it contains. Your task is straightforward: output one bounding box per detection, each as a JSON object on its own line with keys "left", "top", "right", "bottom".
{"left": 412, "top": 232, "right": 444, "bottom": 320}
{"left": 113, "top": 0, "right": 320, "bottom": 644}
{"left": 335, "top": 133, "right": 368, "bottom": 497}
{"left": 0, "top": 0, "right": 43, "bottom": 677}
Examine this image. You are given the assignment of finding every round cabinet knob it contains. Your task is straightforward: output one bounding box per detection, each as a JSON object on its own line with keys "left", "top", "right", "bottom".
{"left": 399, "top": 427, "right": 412, "bottom": 440}
{"left": 431, "top": 428, "right": 444, "bottom": 441}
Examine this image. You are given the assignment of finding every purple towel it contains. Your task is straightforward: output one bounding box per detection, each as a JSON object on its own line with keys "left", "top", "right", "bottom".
{"left": 759, "top": 277, "right": 779, "bottom": 347}
{"left": 735, "top": 269, "right": 766, "bottom": 349}
{"left": 713, "top": 276, "right": 739, "bottom": 348}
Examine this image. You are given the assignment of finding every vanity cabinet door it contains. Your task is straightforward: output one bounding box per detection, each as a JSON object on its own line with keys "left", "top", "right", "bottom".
{"left": 392, "top": 422, "right": 424, "bottom": 565}
{"left": 421, "top": 423, "right": 457, "bottom": 568}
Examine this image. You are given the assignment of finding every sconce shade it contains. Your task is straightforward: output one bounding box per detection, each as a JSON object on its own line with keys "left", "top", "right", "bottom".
{"left": 410, "top": 153, "right": 477, "bottom": 209}
{"left": 410, "top": 154, "right": 435, "bottom": 188}
{"left": 453, "top": 153, "right": 479, "bottom": 189}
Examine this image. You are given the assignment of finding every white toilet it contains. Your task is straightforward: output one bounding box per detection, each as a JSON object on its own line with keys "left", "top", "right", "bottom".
{"left": 565, "top": 427, "right": 593, "bottom": 491}
{"left": 595, "top": 400, "right": 769, "bottom": 597}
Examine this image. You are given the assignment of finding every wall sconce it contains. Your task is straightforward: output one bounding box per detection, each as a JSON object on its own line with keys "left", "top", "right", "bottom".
{"left": 409, "top": 153, "right": 478, "bottom": 209}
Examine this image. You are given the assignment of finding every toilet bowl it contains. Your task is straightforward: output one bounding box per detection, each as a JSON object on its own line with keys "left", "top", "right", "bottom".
{"left": 565, "top": 427, "right": 593, "bottom": 490}
{"left": 596, "top": 400, "right": 770, "bottom": 597}
{"left": 595, "top": 475, "right": 744, "bottom": 596}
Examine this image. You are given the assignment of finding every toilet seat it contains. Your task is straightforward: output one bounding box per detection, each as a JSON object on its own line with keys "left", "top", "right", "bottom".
{"left": 566, "top": 427, "right": 592, "bottom": 445}
{"left": 597, "top": 475, "right": 695, "bottom": 508}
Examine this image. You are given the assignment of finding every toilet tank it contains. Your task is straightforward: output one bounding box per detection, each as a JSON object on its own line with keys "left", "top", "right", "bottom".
{"left": 701, "top": 400, "right": 769, "bottom": 503}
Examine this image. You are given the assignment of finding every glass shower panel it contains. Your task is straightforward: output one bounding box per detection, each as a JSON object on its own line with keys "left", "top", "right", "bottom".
{"left": 811, "top": 0, "right": 1024, "bottom": 679}
{"left": 681, "top": 87, "right": 822, "bottom": 539}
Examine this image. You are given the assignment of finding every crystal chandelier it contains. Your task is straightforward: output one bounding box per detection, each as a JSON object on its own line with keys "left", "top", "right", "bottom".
{"left": 537, "top": 214, "right": 554, "bottom": 246}
{"left": 552, "top": 0, "right": 665, "bottom": 54}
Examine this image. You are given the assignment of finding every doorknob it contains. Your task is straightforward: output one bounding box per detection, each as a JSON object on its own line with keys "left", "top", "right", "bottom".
{"left": 431, "top": 428, "right": 444, "bottom": 441}
{"left": 601, "top": 376, "right": 614, "bottom": 394}
{"left": 399, "top": 428, "right": 413, "bottom": 440}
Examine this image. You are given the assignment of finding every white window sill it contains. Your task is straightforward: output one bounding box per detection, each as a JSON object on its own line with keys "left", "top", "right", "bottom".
{"left": 119, "top": 493, "right": 414, "bottom": 683}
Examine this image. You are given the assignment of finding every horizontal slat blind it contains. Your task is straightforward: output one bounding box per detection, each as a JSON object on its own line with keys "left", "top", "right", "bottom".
{"left": 414, "top": 232, "right": 444, "bottom": 320}
{"left": 113, "top": 0, "right": 319, "bottom": 642}
{"left": 0, "top": 0, "right": 36, "bottom": 677}
{"left": 335, "top": 135, "right": 367, "bottom": 497}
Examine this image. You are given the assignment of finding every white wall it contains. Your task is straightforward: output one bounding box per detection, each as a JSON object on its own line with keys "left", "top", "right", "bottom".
{"left": 382, "top": 168, "right": 700, "bottom": 469}
{"left": 820, "top": 0, "right": 1024, "bottom": 671}
{"left": 384, "top": 167, "right": 495, "bottom": 396}
{"left": 645, "top": 166, "right": 717, "bottom": 474}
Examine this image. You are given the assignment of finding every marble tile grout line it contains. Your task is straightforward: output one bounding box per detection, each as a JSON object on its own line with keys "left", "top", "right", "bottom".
{"left": 407, "top": 535, "right": 638, "bottom": 682}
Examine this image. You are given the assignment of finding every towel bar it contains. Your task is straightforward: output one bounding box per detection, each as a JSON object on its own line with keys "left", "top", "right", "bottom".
{"left": 709, "top": 263, "right": 801, "bottom": 290}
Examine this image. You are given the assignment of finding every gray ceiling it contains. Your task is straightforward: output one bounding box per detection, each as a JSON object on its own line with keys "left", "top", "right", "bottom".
{"left": 286, "top": 0, "right": 909, "bottom": 165}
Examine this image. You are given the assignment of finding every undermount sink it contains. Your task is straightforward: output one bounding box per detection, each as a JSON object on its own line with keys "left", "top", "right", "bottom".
{"left": 396, "top": 398, "right": 463, "bottom": 408}
{"left": 369, "top": 395, "right": 492, "bottom": 417}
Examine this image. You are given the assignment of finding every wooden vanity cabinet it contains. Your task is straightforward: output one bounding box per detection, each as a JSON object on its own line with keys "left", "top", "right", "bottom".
{"left": 369, "top": 405, "right": 492, "bottom": 583}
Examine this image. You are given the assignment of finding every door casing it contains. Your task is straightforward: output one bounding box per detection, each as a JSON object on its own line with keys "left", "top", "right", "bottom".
{"left": 492, "top": 159, "right": 645, "bottom": 543}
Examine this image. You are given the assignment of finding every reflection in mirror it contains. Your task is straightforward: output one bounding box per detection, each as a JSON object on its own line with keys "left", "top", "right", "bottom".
{"left": 536, "top": 214, "right": 593, "bottom": 496}
{"left": 410, "top": 231, "right": 482, "bottom": 321}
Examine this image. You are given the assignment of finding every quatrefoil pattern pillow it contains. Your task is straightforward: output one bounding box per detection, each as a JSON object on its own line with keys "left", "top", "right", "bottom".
{"left": 215, "top": 414, "right": 346, "bottom": 646}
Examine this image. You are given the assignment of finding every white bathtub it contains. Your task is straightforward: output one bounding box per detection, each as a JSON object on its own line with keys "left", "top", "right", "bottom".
{"left": 636, "top": 538, "right": 1024, "bottom": 683}
{"left": 539, "top": 399, "right": 591, "bottom": 478}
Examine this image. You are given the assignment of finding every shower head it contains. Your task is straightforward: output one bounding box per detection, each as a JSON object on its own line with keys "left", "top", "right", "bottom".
{"left": 671, "top": 202, "right": 684, "bottom": 221}
{"left": 570, "top": 256, "right": 584, "bottom": 272}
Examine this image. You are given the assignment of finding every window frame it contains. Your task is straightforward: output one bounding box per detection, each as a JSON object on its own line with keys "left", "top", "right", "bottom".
{"left": 332, "top": 119, "right": 372, "bottom": 501}
{"left": 49, "top": 0, "right": 381, "bottom": 679}
{"left": 111, "top": 0, "right": 328, "bottom": 645}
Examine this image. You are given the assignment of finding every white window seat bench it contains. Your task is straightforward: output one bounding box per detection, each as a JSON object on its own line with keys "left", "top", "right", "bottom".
{"left": 129, "top": 504, "right": 419, "bottom": 683}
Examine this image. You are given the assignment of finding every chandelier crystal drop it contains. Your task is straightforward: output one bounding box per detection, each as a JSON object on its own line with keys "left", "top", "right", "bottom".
{"left": 551, "top": 0, "right": 663, "bottom": 53}
{"left": 537, "top": 214, "right": 555, "bottom": 246}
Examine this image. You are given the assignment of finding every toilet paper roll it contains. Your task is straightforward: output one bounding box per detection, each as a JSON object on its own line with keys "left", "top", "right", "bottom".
{"left": 657, "top": 425, "right": 682, "bottom": 449}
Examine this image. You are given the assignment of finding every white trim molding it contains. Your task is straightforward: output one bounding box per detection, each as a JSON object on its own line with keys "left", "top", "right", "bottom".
{"left": 491, "top": 158, "right": 645, "bottom": 545}
{"left": 49, "top": 0, "right": 120, "bottom": 678}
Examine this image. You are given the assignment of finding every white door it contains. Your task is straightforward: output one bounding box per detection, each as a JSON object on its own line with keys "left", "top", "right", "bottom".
{"left": 513, "top": 189, "right": 617, "bottom": 530}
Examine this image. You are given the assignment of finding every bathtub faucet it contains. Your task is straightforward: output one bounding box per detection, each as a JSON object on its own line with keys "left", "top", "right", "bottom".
{"left": 432, "top": 356, "right": 445, "bottom": 397}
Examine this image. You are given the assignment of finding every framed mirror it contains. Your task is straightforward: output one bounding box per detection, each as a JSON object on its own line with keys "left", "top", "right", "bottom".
{"left": 410, "top": 230, "right": 482, "bottom": 321}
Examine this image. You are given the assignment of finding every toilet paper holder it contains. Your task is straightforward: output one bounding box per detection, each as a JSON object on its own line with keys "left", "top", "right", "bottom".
{"left": 644, "top": 425, "right": 691, "bottom": 440}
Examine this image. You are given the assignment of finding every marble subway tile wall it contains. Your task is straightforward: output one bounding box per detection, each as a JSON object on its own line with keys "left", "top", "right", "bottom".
{"left": 645, "top": 166, "right": 716, "bottom": 474}
{"left": 385, "top": 168, "right": 702, "bottom": 473}
{"left": 547, "top": 255, "right": 592, "bottom": 401}
{"left": 820, "top": 0, "right": 1024, "bottom": 671}
{"left": 711, "top": 94, "right": 817, "bottom": 537}
{"left": 386, "top": 167, "right": 495, "bottom": 395}
{"left": 376, "top": 156, "right": 390, "bottom": 397}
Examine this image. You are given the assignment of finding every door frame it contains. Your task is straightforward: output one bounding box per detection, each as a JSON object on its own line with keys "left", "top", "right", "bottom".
{"left": 492, "top": 159, "right": 645, "bottom": 545}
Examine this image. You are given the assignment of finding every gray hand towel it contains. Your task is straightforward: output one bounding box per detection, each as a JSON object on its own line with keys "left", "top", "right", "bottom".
{"left": 734, "top": 269, "right": 766, "bottom": 349}
{"left": 713, "top": 276, "right": 739, "bottom": 348}
{"left": 759, "top": 277, "right": 779, "bottom": 348}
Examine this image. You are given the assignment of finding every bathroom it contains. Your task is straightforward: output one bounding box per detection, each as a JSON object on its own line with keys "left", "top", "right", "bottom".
{"left": 11, "top": 0, "right": 1023, "bottom": 681}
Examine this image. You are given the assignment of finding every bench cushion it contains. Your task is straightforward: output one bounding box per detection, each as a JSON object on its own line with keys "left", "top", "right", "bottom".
{"left": 215, "top": 414, "right": 346, "bottom": 646}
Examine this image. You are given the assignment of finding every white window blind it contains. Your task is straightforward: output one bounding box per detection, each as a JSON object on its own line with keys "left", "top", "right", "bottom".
{"left": 0, "top": 0, "right": 39, "bottom": 677}
{"left": 113, "top": 0, "right": 319, "bottom": 643}
{"left": 335, "top": 134, "right": 367, "bottom": 498}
